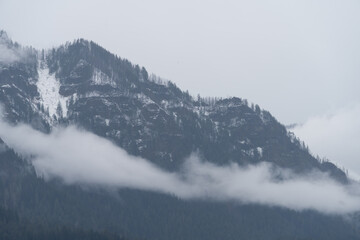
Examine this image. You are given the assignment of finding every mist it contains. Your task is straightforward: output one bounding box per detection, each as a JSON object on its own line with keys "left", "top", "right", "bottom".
{"left": 0, "top": 34, "right": 29, "bottom": 64}
{"left": 293, "top": 104, "right": 360, "bottom": 180}
{"left": 0, "top": 120, "right": 360, "bottom": 215}
{"left": 0, "top": 44, "right": 21, "bottom": 64}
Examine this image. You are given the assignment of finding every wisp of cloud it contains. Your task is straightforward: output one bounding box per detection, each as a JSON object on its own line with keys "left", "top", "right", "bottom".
{"left": 0, "top": 44, "right": 21, "bottom": 64}
{"left": 293, "top": 104, "right": 360, "bottom": 180}
{"left": 0, "top": 120, "right": 360, "bottom": 215}
{"left": 0, "top": 33, "right": 29, "bottom": 64}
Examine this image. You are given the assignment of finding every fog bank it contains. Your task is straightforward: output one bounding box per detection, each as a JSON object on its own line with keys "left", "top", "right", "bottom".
{"left": 0, "top": 121, "right": 359, "bottom": 214}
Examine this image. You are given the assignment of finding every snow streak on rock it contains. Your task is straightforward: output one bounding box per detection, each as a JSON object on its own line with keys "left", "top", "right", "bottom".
{"left": 36, "top": 60, "right": 68, "bottom": 118}
{"left": 91, "top": 68, "right": 116, "bottom": 87}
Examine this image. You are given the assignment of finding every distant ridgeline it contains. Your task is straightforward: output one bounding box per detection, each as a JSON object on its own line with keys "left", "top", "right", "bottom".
{"left": 0, "top": 30, "right": 358, "bottom": 240}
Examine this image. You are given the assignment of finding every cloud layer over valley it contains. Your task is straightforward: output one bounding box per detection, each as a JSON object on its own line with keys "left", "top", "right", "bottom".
{"left": 0, "top": 121, "right": 360, "bottom": 215}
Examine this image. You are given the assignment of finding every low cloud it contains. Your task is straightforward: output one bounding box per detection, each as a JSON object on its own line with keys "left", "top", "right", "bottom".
{"left": 293, "top": 104, "right": 360, "bottom": 180}
{"left": 0, "top": 33, "right": 28, "bottom": 64}
{"left": 0, "top": 44, "right": 21, "bottom": 63}
{"left": 0, "top": 120, "right": 360, "bottom": 214}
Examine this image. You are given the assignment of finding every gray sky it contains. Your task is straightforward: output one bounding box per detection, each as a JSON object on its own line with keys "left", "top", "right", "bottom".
{"left": 1, "top": 0, "right": 359, "bottom": 124}
{"left": 1, "top": 0, "right": 360, "bottom": 176}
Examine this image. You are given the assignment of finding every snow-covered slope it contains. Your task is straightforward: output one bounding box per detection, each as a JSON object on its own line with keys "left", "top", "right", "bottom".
{"left": 36, "top": 59, "right": 68, "bottom": 119}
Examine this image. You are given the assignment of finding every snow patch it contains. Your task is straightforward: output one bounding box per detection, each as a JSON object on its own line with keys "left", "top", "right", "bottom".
{"left": 259, "top": 111, "right": 271, "bottom": 124}
{"left": 37, "top": 60, "right": 69, "bottom": 118}
{"left": 257, "top": 147, "right": 263, "bottom": 158}
{"left": 91, "top": 68, "right": 116, "bottom": 87}
{"left": 136, "top": 93, "right": 155, "bottom": 105}
{"left": 229, "top": 117, "right": 246, "bottom": 127}
{"left": 84, "top": 91, "right": 102, "bottom": 98}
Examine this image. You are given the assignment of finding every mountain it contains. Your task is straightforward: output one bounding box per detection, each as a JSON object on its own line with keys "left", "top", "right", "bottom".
{"left": 0, "top": 32, "right": 346, "bottom": 178}
{"left": 0, "top": 31, "right": 358, "bottom": 240}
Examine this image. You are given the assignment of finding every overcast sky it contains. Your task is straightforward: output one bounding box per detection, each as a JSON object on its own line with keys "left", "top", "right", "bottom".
{"left": 0, "top": 0, "right": 359, "bottom": 175}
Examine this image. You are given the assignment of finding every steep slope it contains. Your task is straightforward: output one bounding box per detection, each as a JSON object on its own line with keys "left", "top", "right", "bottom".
{"left": 0, "top": 31, "right": 49, "bottom": 132}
